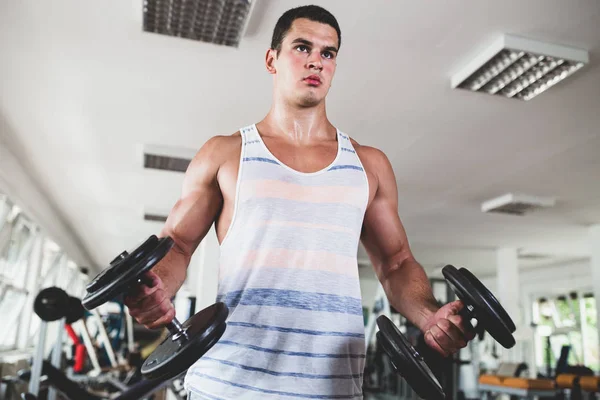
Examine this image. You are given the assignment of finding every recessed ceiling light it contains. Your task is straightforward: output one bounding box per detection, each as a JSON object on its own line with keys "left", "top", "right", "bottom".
{"left": 452, "top": 35, "right": 589, "bottom": 101}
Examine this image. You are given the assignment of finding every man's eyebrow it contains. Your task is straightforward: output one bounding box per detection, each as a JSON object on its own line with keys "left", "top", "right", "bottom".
{"left": 291, "top": 38, "right": 338, "bottom": 53}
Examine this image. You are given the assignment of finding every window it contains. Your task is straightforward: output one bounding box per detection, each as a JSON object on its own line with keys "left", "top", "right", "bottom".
{"left": 0, "top": 198, "right": 36, "bottom": 350}
{"left": 0, "top": 285, "right": 28, "bottom": 348}
{"left": 0, "top": 193, "right": 88, "bottom": 351}
{"left": 582, "top": 295, "right": 599, "bottom": 371}
{"left": 534, "top": 293, "right": 599, "bottom": 374}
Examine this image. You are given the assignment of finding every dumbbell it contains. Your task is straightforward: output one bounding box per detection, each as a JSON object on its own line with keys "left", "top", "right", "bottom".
{"left": 33, "top": 287, "right": 86, "bottom": 325}
{"left": 34, "top": 287, "right": 70, "bottom": 322}
{"left": 82, "top": 235, "right": 228, "bottom": 380}
{"left": 30, "top": 287, "right": 74, "bottom": 398}
{"left": 376, "top": 265, "right": 516, "bottom": 400}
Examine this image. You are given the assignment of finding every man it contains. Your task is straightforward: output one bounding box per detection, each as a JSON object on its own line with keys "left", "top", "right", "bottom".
{"left": 125, "top": 5, "right": 474, "bottom": 399}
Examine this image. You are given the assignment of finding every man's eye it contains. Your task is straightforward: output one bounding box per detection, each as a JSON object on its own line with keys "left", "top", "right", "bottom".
{"left": 323, "top": 51, "right": 333, "bottom": 59}
{"left": 296, "top": 45, "right": 309, "bottom": 52}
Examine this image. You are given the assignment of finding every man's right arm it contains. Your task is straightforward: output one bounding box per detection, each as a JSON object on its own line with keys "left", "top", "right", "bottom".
{"left": 125, "top": 135, "right": 229, "bottom": 329}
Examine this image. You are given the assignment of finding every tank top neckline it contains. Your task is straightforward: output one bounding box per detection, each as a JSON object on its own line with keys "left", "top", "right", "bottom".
{"left": 250, "top": 123, "right": 342, "bottom": 177}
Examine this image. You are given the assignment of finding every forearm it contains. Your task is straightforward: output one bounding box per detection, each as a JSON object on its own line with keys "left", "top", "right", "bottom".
{"left": 152, "top": 189, "right": 218, "bottom": 298}
{"left": 152, "top": 248, "right": 190, "bottom": 299}
{"left": 153, "top": 227, "right": 194, "bottom": 298}
{"left": 380, "top": 257, "right": 439, "bottom": 332}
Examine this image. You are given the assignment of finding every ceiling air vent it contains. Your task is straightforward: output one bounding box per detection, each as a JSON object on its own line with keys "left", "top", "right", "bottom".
{"left": 451, "top": 34, "right": 589, "bottom": 101}
{"left": 481, "top": 193, "right": 555, "bottom": 216}
{"left": 143, "top": 144, "right": 195, "bottom": 173}
{"left": 143, "top": 207, "right": 169, "bottom": 223}
{"left": 144, "top": 212, "right": 168, "bottom": 223}
{"left": 143, "top": 0, "right": 254, "bottom": 48}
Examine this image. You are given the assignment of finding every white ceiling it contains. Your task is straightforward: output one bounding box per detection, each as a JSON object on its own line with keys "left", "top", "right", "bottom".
{"left": 1, "top": 0, "right": 599, "bottom": 277}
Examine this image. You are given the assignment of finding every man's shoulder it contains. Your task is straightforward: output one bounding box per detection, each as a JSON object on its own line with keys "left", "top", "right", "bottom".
{"left": 348, "top": 137, "right": 389, "bottom": 168}
{"left": 198, "top": 132, "right": 243, "bottom": 155}
{"left": 206, "top": 131, "right": 243, "bottom": 145}
{"left": 187, "top": 132, "right": 242, "bottom": 171}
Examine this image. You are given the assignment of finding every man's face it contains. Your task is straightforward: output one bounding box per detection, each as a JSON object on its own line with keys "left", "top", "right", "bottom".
{"left": 267, "top": 18, "right": 339, "bottom": 107}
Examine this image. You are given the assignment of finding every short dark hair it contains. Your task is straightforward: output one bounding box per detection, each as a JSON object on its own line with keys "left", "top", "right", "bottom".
{"left": 270, "top": 5, "right": 341, "bottom": 53}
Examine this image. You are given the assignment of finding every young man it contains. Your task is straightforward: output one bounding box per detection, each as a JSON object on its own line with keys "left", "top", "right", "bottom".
{"left": 125, "top": 5, "right": 474, "bottom": 399}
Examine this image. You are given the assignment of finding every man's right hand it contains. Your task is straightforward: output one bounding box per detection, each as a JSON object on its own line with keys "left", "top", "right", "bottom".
{"left": 122, "top": 135, "right": 233, "bottom": 330}
{"left": 124, "top": 271, "right": 176, "bottom": 330}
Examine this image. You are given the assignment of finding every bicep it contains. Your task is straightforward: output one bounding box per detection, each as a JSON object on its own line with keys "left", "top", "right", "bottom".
{"left": 160, "top": 137, "right": 225, "bottom": 256}
{"left": 360, "top": 150, "right": 413, "bottom": 276}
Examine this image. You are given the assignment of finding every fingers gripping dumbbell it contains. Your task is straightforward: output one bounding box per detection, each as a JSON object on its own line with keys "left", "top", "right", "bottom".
{"left": 376, "top": 265, "right": 516, "bottom": 400}
{"left": 82, "top": 235, "right": 228, "bottom": 381}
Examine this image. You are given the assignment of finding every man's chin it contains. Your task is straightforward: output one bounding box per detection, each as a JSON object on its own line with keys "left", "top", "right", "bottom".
{"left": 296, "top": 93, "right": 324, "bottom": 108}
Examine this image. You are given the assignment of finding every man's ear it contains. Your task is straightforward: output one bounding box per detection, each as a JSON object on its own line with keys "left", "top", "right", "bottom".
{"left": 265, "top": 48, "right": 277, "bottom": 74}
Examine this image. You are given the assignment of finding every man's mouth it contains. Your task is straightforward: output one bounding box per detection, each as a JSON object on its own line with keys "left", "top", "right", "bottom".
{"left": 304, "top": 75, "right": 322, "bottom": 86}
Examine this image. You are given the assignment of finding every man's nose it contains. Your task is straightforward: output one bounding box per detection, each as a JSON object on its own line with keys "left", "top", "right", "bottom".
{"left": 307, "top": 52, "right": 323, "bottom": 71}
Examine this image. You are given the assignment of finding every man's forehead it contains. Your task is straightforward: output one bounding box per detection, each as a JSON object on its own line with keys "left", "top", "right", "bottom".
{"left": 286, "top": 18, "right": 339, "bottom": 47}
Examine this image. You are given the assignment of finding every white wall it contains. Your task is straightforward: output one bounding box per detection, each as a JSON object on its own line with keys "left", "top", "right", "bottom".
{"left": 192, "top": 226, "right": 220, "bottom": 311}
{"left": 481, "top": 260, "right": 591, "bottom": 302}
{"left": 0, "top": 121, "right": 93, "bottom": 268}
{"left": 359, "top": 265, "right": 380, "bottom": 308}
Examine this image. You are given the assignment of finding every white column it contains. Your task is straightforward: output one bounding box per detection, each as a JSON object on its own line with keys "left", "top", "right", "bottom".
{"left": 195, "top": 226, "right": 220, "bottom": 311}
{"left": 168, "top": 227, "right": 220, "bottom": 400}
{"left": 590, "top": 224, "right": 600, "bottom": 366}
{"left": 496, "top": 247, "right": 521, "bottom": 362}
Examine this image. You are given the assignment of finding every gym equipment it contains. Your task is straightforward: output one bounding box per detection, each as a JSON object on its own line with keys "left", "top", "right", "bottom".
{"left": 82, "top": 234, "right": 229, "bottom": 380}
{"left": 18, "top": 361, "right": 185, "bottom": 400}
{"left": 376, "top": 265, "right": 516, "bottom": 400}
{"left": 377, "top": 316, "right": 444, "bottom": 399}
{"left": 142, "top": 303, "right": 228, "bottom": 379}
{"left": 29, "top": 287, "right": 71, "bottom": 398}
{"left": 65, "top": 295, "right": 85, "bottom": 324}
{"left": 33, "top": 287, "right": 69, "bottom": 322}
{"left": 443, "top": 266, "right": 515, "bottom": 348}
{"left": 478, "top": 375, "right": 557, "bottom": 399}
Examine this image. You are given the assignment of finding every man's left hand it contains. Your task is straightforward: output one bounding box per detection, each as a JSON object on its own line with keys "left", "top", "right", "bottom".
{"left": 422, "top": 300, "right": 476, "bottom": 357}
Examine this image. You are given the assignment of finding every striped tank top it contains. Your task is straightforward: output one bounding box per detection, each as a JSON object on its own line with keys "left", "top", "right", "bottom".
{"left": 185, "top": 124, "right": 369, "bottom": 399}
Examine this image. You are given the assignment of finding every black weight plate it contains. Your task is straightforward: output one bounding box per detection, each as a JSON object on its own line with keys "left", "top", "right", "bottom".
{"left": 82, "top": 236, "right": 174, "bottom": 310}
{"left": 110, "top": 250, "right": 132, "bottom": 266}
{"left": 459, "top": 267, "right": 516, "bottom": 333}
{"left": 34, "top": 287, "right": 70, "bottom": 322}
{"left": 85, "top": 250, "right": 130, "bottom": 293}
{"left": 376, "top": 315, "right": 445, "bottom": 400}
{"left": 86, "top": 236, "right": 158, "bottom": 293}
{"left": 442, "top": 265, "right": 515, "bottom": 349}
{"left": 85, "top": 266, "right": 111, "bottom": 293}
{"left": 141, "top": 302, "right": 229, "bottom": 380}
{"left": 65, "top": 296, "right": 85, "bottom": 324}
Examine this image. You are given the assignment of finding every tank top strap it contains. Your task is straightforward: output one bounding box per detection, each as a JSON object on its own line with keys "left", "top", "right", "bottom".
{"left": 239, "top": 125, "right": 267, "bottom": 159}
{"left": 329, "top": 130, "right": 365, "bottom": 172}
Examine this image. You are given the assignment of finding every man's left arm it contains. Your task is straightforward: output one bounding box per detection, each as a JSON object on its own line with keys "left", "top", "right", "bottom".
{"left": 359, "top": 146, "right": 473, "bottom": 356}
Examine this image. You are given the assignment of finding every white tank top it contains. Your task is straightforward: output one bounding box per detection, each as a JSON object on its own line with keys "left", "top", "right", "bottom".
{"left": 185, "top": 124, "right": 370, "bottom": 399}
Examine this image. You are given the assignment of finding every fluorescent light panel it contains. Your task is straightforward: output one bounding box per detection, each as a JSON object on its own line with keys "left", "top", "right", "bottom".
{"left": 452, "top": 35, "right": 589, "bottom": 101}
{"left": 143, "top": 0, "right": 253, "bottom": 48}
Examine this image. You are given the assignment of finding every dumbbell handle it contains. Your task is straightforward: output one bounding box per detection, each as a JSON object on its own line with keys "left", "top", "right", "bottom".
{"left": 460, "top": 304, "right": 474, "bottom": 320}
{"left": 138, "top": 275, "right": 189, "bottom": 342}
{"left": 459, "top": 303, "right": 486, "bottom": 337}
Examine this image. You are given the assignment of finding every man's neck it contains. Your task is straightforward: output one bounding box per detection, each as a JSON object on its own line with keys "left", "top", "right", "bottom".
{"left": 258, "top": 100, "right": 336, "bottom": 144}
